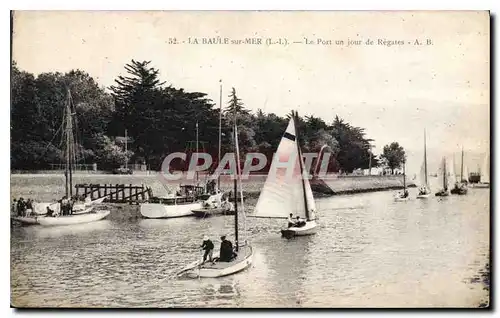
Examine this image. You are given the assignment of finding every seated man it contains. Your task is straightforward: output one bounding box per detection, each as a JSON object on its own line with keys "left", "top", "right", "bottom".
{"left": 287, "top": 213, "right": 295, "bottom": 228}
{"left": 295, "top": 216, "right": 306, "bottom": 227}
{"left": 219, "top": 235, "right": 237, "bottom": 262}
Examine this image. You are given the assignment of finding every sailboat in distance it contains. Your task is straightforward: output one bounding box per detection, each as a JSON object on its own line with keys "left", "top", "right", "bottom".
{"left": 393, "top": 157, "right": 410, "bottom": 201}
{"left": 450, "top": 148, "right": 468, "bottom": 195}
{"left": 416, "top": 129, "right": 431, "bottom": 199}
{"left": 476, "top": 153, "right": 490, "bottom": 188}
{"left": 435, "top": 156, "right": 450, "bottom": 197}
{"left": 252, "top": 111, "right": 318, "bottom": 239}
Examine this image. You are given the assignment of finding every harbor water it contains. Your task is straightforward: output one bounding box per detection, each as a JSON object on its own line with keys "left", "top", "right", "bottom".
{"left": 11, "top": 186, "right": 489, "bottom": 308}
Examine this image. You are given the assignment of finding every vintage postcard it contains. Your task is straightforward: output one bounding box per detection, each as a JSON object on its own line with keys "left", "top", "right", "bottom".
{"left": 10, "top": 10, "right": 490, "bottom": 308}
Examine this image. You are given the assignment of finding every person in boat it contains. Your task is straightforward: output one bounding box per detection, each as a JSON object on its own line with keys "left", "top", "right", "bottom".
{"left": 201, "top": 236, "right": 215, "bottom": 264}
{"left": 25, "top": 199, "right": 34, "bottom": 216}
{"left": 17, "top": 198, "right": 26, "bottom": 217}
{"left": 46, "top": 206, "right": 55, "bottom": 217}
{"left": 11, "top": 198, "right": 17, "bottom": 216}
{"left": 60, "top": 196, "right": 69, "bottom": 216}
{"left": 288, "top": 213, "right": 295, "bottom": 228}
{"left": 219, "top": 235, "right": 237, "bottom": 262}
{"left": 295, "top": 216, "right": 306, "bottom": 228}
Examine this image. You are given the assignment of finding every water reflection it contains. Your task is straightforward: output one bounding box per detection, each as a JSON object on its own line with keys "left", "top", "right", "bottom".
{"left": 18, "top": 220, "right": 112, "bottom": 239}
{"left": 11, "top": 189, "right": 490, "bottom": 307}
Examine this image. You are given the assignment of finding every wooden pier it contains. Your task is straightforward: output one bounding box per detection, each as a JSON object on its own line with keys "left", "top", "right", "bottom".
{"left": 75, "top": 183, "right": 153, "bottom": 204}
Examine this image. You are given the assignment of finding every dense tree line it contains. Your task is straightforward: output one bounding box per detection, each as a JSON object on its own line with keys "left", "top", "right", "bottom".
{"left": 11, "top": 59, "right": 382, "bottom": 173}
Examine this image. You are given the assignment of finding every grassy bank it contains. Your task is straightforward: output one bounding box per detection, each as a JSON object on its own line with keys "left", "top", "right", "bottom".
{"left": 10, "top": 173, "right": 416, "bottom": 202}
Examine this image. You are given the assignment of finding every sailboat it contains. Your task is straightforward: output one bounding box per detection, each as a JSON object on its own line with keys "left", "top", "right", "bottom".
{"left": 394, "top": 157, "right": 410, "bottom": 201}
{"left": 450, "top": 148, "right": 468, "bottom": 195}
{"left": 476, "top": 153, "right": 490, "bottom": 188}
{"left": 176, "top": 107, "right": 253, "bottom": 278}
{"left": 191, "top": 81, "right": 234, "bottom": 218}
{"left": 416, "top": 130, "right": 431, "bottom": 199}
{"left": 435, "top": 156, "right": 450, "bottom": 196}
{"left": 12, "top": 89, "right": 110, "bottom": 226}
{"left": 140, "top": 121, "right": 219, "bottom": 219}
{"left": 252, "top": 111, "right": 318, "bottom": 239}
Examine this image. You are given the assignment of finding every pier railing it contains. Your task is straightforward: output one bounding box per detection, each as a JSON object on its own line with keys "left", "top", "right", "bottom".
{"left": 75, "top": 183, "right": 153, "bottom": 204}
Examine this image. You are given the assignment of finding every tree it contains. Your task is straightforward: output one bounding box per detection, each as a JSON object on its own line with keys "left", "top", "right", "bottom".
{"left": 330, "top": 116, "right": 376, "bottom": 173}
{"left": 380, "top": 142, "right": 406, "bottom": 174}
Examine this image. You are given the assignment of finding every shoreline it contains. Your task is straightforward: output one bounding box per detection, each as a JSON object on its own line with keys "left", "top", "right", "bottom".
{"left": 11, "top": 173, "right": 417, "bottom": 202}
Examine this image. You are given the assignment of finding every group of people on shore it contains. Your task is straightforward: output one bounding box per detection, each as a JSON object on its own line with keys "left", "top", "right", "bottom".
{"left": 12, "top": 197, "right": 35, "bottom": 217}
{"left": 200, "top": 235, "right": 238, "bottom": 265}
{"left": 12, "top": 195, "right": 91, "bottom": 217}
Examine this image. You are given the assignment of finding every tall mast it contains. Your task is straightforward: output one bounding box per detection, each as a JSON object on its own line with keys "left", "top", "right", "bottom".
{"left": 443, "top": 157, "right": 447, "bottom": 191}
{"left": 424, "top": 129, "right": 428, "bottom": 186}
{"left": 196, "top": 121, "right": 199, "bottom": 183}
{"left": 65, "top": 88, "right": 74, "bottom": 198}
{"left": 461, "top": 147, "right": 464, "bottom": 182}
{"left": 403, "top": 156, "right": 406, "bottom": 191}
{"left": 233, "top": 101, "right": 239, "bottom": 251}
{"left": 218, "top": 80, "right": 222, "bottom": 189}
{"left": 294, "top": 111, "right": 310, "bottom": 220}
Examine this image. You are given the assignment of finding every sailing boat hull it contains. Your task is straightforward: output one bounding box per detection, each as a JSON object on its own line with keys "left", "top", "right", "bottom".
{"left": 281, "top": 220, "right": 318, "bottom": 238}
{"left": 37, "top": 210, "right": 110, "bottom": 227}
{"left": 394, "top": 196, "right": 410, "bottom": 202}
{"left": 182, "top": 245, "right": 254, "bottom": 278}
{"left": 450, "top": 187, "right": 468, "bottom": 195}
{"left": 435, "top": 191, "right": 449, "bottom": 197}
{"left": 140, "top": 202, "right": 202, "bottom": 218}
{"left": 416, "top": 193, "right": 431, "bottom": 199}
{"left": 191, "top": 208, "right": 235, "bottom": 218}
{"left": 474, "top": 183, "right": 490, "bottom": 188}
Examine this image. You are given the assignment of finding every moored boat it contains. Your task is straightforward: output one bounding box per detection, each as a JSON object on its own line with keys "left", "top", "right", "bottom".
{"left": 37, "top": 210, "right": 110, "bottom": 227}
{"left": 450, "top": 148, "right": 468, "bottom": 195}
{"left": 394, "top": 157, "right": 410, "bottom": 202}
{"left": 435, "top": 156, "right": 450, "bottom": 197}
{"left": 416, "top": 129, "right": 431, "bottom": 199}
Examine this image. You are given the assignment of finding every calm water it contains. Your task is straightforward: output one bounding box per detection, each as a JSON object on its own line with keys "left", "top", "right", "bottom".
{"left": 11, "top": 187, "right": 490, "bottom": 308}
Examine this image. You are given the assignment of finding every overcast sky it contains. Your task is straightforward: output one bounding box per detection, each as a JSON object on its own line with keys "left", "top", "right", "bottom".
{"left": 12, "top": 11, "right": 490, "bottom": 174}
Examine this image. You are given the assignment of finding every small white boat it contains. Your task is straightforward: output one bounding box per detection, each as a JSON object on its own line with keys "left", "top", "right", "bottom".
{"left": 476, "top": 153, "right": 490, "bottom": 188}
{"left": 281, "top": 220, "right": 318, "bottom": 238}
{"left": 394, "top": 156, "right": 410, "bottom": 202}
{"left": 181, "top": 244, "right": 254, "bottom": 278}
{"left": 435, "top": 156, "right": 450, "bottom": 197}
{"left": 253, "top": 111, "right": 318, "bottom": 238}
{"left": 37, "top": 210, "right": 110, "bottom": 227}
{"left": 416, "top": 193, "right": 431, "bottom": 199}
{"left": 416, "top": 129, "right": 431, "bottom": 199}
{"left": 394, "top": 194, "right": 410, "bottom": 202}
{"left": 192, "top": 192, "right": 234, "bottom": 217}
{"left": 177, "top": 108, "right": 253, "bottom": 279}
{"left": 140, "top": 185, "right": 211, "bottom": 219}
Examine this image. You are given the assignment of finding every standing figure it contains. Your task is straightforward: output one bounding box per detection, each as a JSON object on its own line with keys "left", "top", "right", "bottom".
{"left": 201, "top": 236, "right": 215, "bottom": 264}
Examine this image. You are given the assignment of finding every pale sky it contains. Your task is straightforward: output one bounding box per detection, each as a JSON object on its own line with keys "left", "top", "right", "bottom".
{"left": 12, "top": 11, "right": 490, "bottom": 174}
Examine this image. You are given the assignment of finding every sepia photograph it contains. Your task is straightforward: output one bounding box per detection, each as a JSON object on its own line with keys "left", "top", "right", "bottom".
{"left": 10, "top": 10, "right": 490, "bottom": 308}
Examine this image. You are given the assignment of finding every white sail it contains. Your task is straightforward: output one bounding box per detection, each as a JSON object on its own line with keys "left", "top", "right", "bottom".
{"left": 463, "top": 163, "right": 469, "bottom": 182}
{"left": 449, "top": 155, "right": 457, "bottom": 185}
{"left": 253, "top": 117, "right": 307, "bottom": 219}
{"left": 303, "top": 173, "right": 317, "bottom": 220}
{"left": 438, "top": 157, "right": 448, "bottom": 191}
{"left": 481, "top": 153, "right": 490, "bottom": 183}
